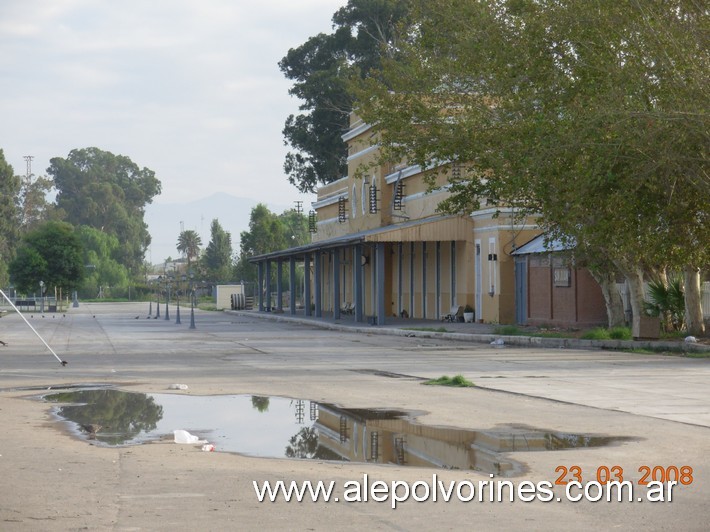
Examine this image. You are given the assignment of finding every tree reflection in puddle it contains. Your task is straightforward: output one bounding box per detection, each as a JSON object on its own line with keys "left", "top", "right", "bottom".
{"left": 45, "top": 389, "right": 632, "bottom": 476}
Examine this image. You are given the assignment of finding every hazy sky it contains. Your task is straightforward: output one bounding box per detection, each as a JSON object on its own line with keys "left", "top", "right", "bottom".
{"left": 1, "top": 0, "right": 347, "bottom": 208}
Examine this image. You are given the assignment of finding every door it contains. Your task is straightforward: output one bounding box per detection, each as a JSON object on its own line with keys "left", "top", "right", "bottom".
{"left": 515, "top": 256, "right": 527, "bottom": 325}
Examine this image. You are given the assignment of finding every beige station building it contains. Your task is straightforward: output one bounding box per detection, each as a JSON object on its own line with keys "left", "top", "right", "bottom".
{"left": 250, "top": 113, "right": 542, "bottom": 325}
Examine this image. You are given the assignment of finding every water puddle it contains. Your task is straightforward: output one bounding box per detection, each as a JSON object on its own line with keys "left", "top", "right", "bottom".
{"left": 43, "top": 388, "right": 631, "bottom": 475}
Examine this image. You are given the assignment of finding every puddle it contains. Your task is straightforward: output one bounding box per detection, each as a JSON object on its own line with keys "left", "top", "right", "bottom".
{"left": 43, "top": 389, "right": 631, "bottom": 476}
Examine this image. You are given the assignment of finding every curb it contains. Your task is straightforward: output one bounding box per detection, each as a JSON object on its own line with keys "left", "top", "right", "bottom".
{"left": 225, "top": 310, "right": 710, "bottom": 354}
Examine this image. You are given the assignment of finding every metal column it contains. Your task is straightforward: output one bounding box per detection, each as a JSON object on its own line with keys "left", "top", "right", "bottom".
{"left": 257, "top": 261, "right": 264, "bottom": 312}
{"left": 376, "top": 242, "right": 386, "bottom": 325}
{"left": 276, "top": 259, "right": 283, "bottom": 312}
{"left": 265, "top": 260, "right": 272, "bottom": 311}
{"left": 304, "top": 253, "right": 312, "bottom": 316}
{"left": 354, "top": 244, "right": 363, "bottom": 323}
{"left": 314, "top": 251, "right": 322, "bottom": 317}
{"left": 289, "top": 257, "right": 296, "bottom": 315}
{"left": 333, "top": 249, "right": 341, "bottom": 320}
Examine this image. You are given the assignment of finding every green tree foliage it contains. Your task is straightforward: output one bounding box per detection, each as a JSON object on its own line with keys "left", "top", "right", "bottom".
{"left": 46, "top": 389, "right": 163, "bottom": 446}
{"left": 177, "top": 230, "right": 202, "bottom": 271}
{"left": 9, "top": 221, "right": 84, "bottom": 294}
{"left": 201, "top": 219, "right": 233, "bottom": 283}
{"left": 251, "top": 396, "right": 270, "bottom": 413}
{"left": 355, "top": 0, "right": 709, "bottom": 333}
{"left": 48, "top": 147, "right": 161, "bottom": 273}
{"left": 279, "top": 0, "right": 413, "bottom": 192}
{"left": 75, "top": 225, "right": 129, "bottom": 298}
{"left": 0, "top": 149, "right": 21, "bottom": 285}
{"left": 234, "top": 204, "right": 310, "bottom": 284}
{"left": 19, "top": 174, "right": 56, "bottom": 232}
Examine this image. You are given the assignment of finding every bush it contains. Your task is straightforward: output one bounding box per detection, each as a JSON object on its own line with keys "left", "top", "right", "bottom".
{"left": 609, "top": 327, "right": 632, "bottom": 340}
{"left": 644, "top": 277, "right": 685, "bottom": 331}
{"left": 581, "top": 328, "right": 610, "bottom": 340}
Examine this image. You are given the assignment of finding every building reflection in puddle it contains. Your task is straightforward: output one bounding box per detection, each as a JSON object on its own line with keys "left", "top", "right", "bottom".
{"left": 44, "top": 389, "right": 630, "bottom": 476}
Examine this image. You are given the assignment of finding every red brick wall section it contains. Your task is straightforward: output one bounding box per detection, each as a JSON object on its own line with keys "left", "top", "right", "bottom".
{"left": 529, "top": 266, "right": 552, "bottom": 321}
{"left": 527, "top": 266, "right": 607, "bottom": 328}
{"left": 575, "top": 268, "right": 607, "bottom": 326}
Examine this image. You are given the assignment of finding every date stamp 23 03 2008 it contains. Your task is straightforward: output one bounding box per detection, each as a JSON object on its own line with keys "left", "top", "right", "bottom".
{"left": 554, "top": 465, "right": 694, "bottom": 486}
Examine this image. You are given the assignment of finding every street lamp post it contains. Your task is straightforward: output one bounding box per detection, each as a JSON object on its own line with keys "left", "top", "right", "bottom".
{"left": 176, "top": 274, "right": 185, "bottom": 325}
{"left": 39, "top": 281, "right": 45, "bottom": 313}
{"left": 156, "top": 276, "right": 161, "bottom": 318}
{"left": 164, "top": 275, "right": 172, "bottom": 321}
{"left": 189, "top": 271, "right": 196, "bottom": 329}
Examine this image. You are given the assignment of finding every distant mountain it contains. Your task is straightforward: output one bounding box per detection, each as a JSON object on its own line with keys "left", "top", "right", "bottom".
{"left": 144, "top": 193, "right": 291, "bottom": 266}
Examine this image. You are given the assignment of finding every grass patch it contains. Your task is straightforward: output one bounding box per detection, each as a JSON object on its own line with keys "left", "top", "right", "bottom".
{"left": 423, "top": 374, "right": 475, "bottom": 387}
{"left": 403, "top": 327, "right": 449, "bottom": 333}
{"left": 609, "top": 327, "right": 632, "bottom": 340}
{"left": 581, "top": 327, "right": 611, "bottom": 340}
{"left": 580, "top": 327, "right": 633, "bottom": 340}
{"left": 493, "top": 325, "right": 522, "bottom": 335}
{"left": 530, "top": 330, "right": 575, "bottom": 338}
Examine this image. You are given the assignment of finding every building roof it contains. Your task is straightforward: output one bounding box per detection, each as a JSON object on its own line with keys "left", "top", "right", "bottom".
{"left": 512, "top": 233, "right": 574, "bottom": 255}
{"left": 248, "top": 214, "right": 469, "bottom": 262}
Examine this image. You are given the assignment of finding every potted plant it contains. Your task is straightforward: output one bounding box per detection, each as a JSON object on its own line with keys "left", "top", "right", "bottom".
{"left": 463, "top": 304, "right": 474, "bottom": 323}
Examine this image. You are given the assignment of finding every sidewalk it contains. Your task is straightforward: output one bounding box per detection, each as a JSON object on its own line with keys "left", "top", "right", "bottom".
{"left": 228, "top": 308, "right": 710, "bottom": 354}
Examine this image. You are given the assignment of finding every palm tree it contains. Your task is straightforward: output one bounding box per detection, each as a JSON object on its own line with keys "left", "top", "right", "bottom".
{"left": 177, "top": 230, "right": 202, "bottom": 270}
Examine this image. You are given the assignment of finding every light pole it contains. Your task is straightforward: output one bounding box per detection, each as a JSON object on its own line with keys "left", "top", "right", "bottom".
{"left": 39, "top": 280, "right": 45, "bottom": 313}
{"left": 164, "top": 274, "right": 172, "bottom": 321}
{"left": 176, "top": 274, "right": 186, "bottom": 325}
{"left": 156, "top": 276, "right": 161, "bottom": 318}
{"left": 189, "top": 271, "right": 196, "bottom": 329}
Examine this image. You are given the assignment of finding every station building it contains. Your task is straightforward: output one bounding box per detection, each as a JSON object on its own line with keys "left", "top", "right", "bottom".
{"left": 250, "top": 113, "right": 540, "bottom": 325}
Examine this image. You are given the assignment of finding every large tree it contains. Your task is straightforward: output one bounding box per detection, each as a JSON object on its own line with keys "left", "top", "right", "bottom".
{"left": 234, "top": 205, "right": 309, "bottom": 284}
{"left": 18, "top": 174, "right": 56, "bottom": 232}
{"left": 75, "top": 225, "right": 129, "bottom": 298}
{"left": 0, "top": 149, "right": 21, "bottom": 286}
{"left": 201, "top": 219, "right": 233, "bottom": 283}
{"left": 9, "top": 221, "right": 84, "bottom": 295}
{"left": 48, "top": 147, "right": 161, "bottom": 273}
{"left": 355, "top": 0, "right": 709, "bottom": 334}
{"left": 279, "top": 0, "right": 413, "bottom": 192}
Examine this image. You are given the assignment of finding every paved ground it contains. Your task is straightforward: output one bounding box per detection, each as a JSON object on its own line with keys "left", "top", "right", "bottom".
{"left": 0, "top": 302, "right": 708, "bottom": 531}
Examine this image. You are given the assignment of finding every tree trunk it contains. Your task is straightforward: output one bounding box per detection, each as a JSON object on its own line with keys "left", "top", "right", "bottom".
{"left": 683, "top": 266, "right": 705, "bottom": 337}
{"left": 589, "top": 268, "right": 625, "bottom": 327}
{"left": 616, "top": 263, "right": 646, "bottom": 334}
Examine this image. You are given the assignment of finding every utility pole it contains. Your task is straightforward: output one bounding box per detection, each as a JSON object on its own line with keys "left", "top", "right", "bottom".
{"left": 23, "top": 155, "right": 34, "bottom": 180}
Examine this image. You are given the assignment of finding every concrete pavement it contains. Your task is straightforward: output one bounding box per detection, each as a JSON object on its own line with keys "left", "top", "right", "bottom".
{"left": 0, "top": 302, "right": 708, "bottom": 531}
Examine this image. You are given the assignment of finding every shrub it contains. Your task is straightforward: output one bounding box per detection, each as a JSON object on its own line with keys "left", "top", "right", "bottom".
{"left": 581, "top": 328, "right": 610, "bottom": 340}
{"left": 644, "top": 277, "right": 685, "bottom": 331}
{"left": 609, "top": 327, "right": 632, "bottom": 340}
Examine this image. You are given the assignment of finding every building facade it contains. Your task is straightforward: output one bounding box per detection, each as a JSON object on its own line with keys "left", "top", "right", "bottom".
{"left": 250, "top": 113, "right": 540, "bottom": 325}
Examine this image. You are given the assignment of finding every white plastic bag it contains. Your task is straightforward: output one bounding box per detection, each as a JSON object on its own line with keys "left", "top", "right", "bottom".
{"left": 173, "top": 429, "right": 205, "bottom": 444}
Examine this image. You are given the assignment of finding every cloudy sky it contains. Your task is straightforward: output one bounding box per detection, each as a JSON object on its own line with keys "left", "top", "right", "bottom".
{"left": 0, "top": 0, "right": 347, "bottom": 211}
